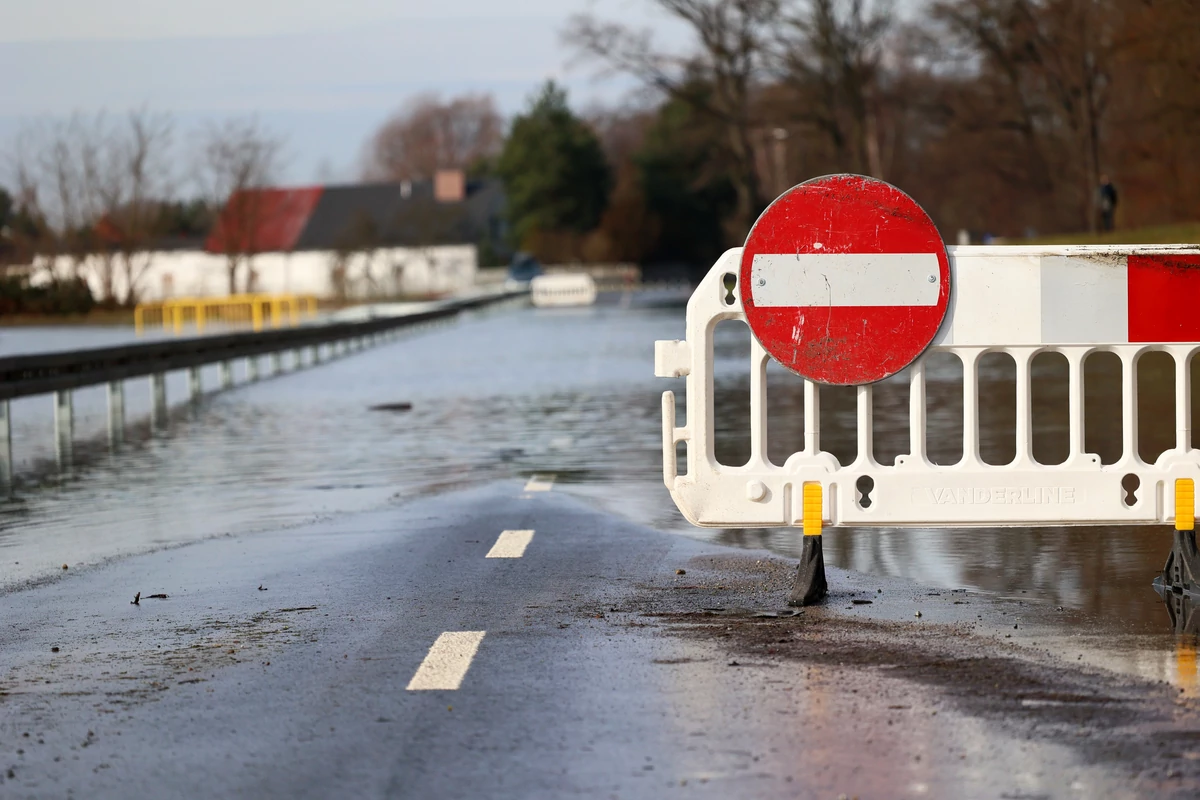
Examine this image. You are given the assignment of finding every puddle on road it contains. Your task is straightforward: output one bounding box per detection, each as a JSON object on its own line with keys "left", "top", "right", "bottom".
{"left": 0, "top": 291, "right": 1196, "bottom": 690}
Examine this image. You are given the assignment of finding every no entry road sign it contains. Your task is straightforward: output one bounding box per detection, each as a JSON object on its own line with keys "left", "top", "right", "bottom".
{"left": 740, "top": 174, "right": 951, "bottom": 385}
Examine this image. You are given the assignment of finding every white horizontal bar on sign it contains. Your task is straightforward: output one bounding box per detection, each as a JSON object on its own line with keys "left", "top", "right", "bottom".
{"left": 750, "top": 253, "right": 942, "bottom": 307}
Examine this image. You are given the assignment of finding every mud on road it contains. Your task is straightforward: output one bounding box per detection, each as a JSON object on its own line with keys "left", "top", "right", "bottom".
{"left": 629, "top": 553, "right": 1200, "bottom": 799}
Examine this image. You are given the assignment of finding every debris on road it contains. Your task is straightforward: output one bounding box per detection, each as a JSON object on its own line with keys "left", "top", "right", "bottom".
{"left": 369, "top": 402, "right": 413, "bottom": 412}
{"left": 132, "top": 592, "right": 140, "bottom": 605}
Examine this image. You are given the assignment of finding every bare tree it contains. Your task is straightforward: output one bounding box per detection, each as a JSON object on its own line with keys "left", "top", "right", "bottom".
{"left": 566, "top": 0, "right": 780, "bottom": 240}
{"left": 195, "top": 117, "right": 284, "bottom": 294}
{"left": 8, "top": 111, "right": 175, "bottom": 304}
{"left": 328, "top": 212, "right": 383, "bottom": 300}
{"left": 363, "top": 94, "right": 503, "bottom": 181}
{"left": 930, "top": 0, "right": 1116, "bottom": 230}
{"left": 98, "top": 109, "right": 175, "bottom": 304}
{"left": 10, "top": 115, "right": 105, "bottom": 285}
{"left": 774, "top": 0, "right": 895, "bottom": 178}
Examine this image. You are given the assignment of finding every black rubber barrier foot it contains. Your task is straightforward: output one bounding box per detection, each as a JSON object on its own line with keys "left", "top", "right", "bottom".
{"left": 787, "top": 535, "right": 828, "bottom": 607}
{"left": 1162, "top": 528, "right": 1200, "bottom": 594}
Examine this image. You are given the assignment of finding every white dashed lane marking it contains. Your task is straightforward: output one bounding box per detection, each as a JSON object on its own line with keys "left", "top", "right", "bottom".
{"left": 524, "top": 474, "right": 556, "bottom": 492}
{"left": 486, "top": 530, "right": 535, "bottom": 558}
{"left": 406, "top": 631, "right": 486, "bottom": 691}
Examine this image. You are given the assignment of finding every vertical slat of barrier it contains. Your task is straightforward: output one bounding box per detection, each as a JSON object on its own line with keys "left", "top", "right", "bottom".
{"left": 961, "top": 349, "right": 981, "bottom": 466}
{"left": 856, "top": 384, "right": 873, "bottom": 466}
{"left": 0, "top": 400, "right": 12, "bottom": 495}
{"left": 1068, "top": 351, "right": 1084, "bottom": 460}
{"left": 247, "top": 356, "right": 259, "bottom": 382}
{"left": 219, "top": 361, "right": 233, "bottom": 389}
{"left": 804, "top": 380, "right": 820, "bottom": 456}
{"left": 1176, "top": 347, "right": 1192, "bottom": 453}
{"left": 1014, "top": 349, "right": 1033, "bottom": 465}
{"left": 909, "top": 361, "right": 927, "bottom": 464}
{"left": 749, "top": 338, "right": 769, "bottom": 467}
{"left": 1122, "top": 350, "right": 1138, "bottom": 463}
{"left": 697, "top": 321, "right": 714, "bottom": 470}
{"left": 662, "top": 391, "right": 677, "bottom": 484}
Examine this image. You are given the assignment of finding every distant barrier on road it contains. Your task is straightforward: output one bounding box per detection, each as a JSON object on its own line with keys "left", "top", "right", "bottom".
{"left": 657, "top": 244, "right": 1200, "bottom": 531}
{"left": 531, "top": 274, "right": 597, "bottom": 307}
{"left": 0, "top": 289, "right": 527, "bottom": 492}
{"left": 134, "top": 294, "right": 319, "bottom": 336}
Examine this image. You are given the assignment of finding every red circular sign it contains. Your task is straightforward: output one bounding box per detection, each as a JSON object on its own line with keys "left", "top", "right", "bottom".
{"left": 740, "top": 174, "right": 950, "bottom": 385}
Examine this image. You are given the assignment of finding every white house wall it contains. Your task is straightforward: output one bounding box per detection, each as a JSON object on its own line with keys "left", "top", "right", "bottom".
{"left": 39, "top": 245, "right": 478, "bottom": 301}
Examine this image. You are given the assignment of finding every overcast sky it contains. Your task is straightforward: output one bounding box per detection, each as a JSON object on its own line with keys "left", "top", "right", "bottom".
{"left": 1, "top": 0, "right": 689, "bottom": 184}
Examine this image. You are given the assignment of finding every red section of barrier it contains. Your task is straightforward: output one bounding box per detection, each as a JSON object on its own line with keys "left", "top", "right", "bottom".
{"left": 1128, "top": 254, "right": 1200, "bottom": 343}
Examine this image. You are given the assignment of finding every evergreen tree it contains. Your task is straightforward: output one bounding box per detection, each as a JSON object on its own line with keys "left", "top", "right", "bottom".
{"left": 496, "top": 82, "right": 612, "bottom": 250}
{"left": 635, "top": 95, "right": 736, "bottom": 270}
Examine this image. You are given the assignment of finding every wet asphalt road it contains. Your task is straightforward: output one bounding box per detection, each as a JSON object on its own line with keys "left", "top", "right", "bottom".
{"left": 4, "top": 482, "right": 1200, "bottom": 799}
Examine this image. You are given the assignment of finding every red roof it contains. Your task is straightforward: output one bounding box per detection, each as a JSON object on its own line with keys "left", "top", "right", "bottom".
{"left": 205, "top": 187, "right": 323, "bottom": 254}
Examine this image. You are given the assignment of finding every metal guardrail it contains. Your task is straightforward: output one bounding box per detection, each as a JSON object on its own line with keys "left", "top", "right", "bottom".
{"left": 0, "top": 289, "right": 527, "bottom": 491}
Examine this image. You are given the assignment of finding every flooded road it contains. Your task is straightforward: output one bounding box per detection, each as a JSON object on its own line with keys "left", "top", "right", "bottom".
{"left": 0, "top": 294, "right": 1193, "bottom": 690}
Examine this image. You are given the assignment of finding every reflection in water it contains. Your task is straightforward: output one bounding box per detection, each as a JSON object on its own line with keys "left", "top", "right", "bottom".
{"left": 1177, "top": 638, "right": 1200, "bottom": 698}
{"left": 0, "top": 292, "right": 1196, "bottom": 684}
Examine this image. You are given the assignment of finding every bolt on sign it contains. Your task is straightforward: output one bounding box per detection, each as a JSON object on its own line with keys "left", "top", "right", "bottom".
{"left": 739, "top": 174, "right": 951, "bottom": 385}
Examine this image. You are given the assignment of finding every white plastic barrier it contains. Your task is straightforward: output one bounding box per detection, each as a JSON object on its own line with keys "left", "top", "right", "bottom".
{"left": 531, "top": 274, "right": 597, "bottom": 307}
{"left": 656, "top": 245, "right": 1200, "bottom": 529}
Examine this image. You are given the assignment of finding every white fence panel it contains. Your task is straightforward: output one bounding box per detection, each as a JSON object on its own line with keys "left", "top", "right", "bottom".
{"left": 656, "top": 245, "right": 1200, "bottom": 529}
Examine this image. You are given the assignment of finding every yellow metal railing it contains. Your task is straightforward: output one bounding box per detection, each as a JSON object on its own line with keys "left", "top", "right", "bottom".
{"left": 134, "top": 294, "right": 319, "bottom": 336}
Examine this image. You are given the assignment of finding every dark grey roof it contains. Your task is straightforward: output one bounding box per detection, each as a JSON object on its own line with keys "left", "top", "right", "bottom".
{"left": 291, "top": 180, "right": 505, "bottom": 252}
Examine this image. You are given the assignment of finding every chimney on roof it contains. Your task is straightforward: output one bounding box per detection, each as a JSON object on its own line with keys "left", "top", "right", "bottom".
{"left": 434, "top": 169, "right": 465, "bottom": 203}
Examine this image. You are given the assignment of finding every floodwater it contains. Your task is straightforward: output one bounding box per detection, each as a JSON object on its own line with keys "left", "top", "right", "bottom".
{"left": 0, "top": 294, "right": 1194, "bottom": 688}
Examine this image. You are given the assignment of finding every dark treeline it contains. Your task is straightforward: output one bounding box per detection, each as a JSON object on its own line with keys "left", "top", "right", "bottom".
{"left": 575, "top": 0, "right": 1200, "bottom": 265}
{"left": 370, "top": 0, "right": 1200, "bottom": 269}
{"left": 573, "top": 0, "right": 1200, "bottom": 262}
